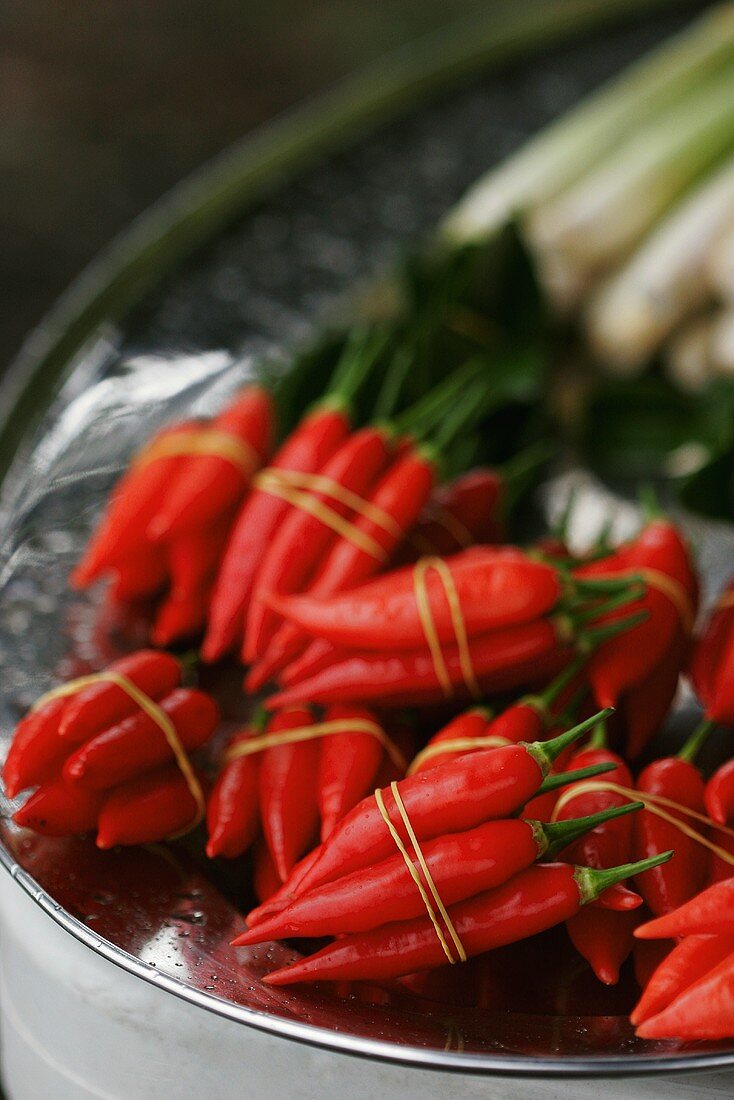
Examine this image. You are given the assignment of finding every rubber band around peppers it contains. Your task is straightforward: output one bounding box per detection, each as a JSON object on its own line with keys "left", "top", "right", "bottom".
{"left": 408, "top": 735, "right": 512, "bottom": 775}
{"left": 132, "top": 428, "right": 260, "bottom": 477}
{"left": 375, "top": 781, "right": 467, "bottom": 965}
{"left": 252, "top": 468, "right": 405, "bottom": 561}
{"left": 413, "top": 556, "right": 482, "bottom": 700}
{"left": 594, "top": 568, "right": 695, "bottom": 635}
{"left": 224, "top": 718, "right": 408, "bottom": 771}
{"left": 552, "top": 781, "right": 734, "bottom": 867}
{"left": 32, "top": 672, "right": 205, "bottom": 837}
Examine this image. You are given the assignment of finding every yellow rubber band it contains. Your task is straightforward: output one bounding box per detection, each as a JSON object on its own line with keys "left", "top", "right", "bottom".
{"left": 551, "top": 780, "right": 734, "bottom": 867}
{"left": 375, "top": 782, "right": 467, "bottom": 965}
{"left": 413, "top": 557, "right": 481, "bottom": 700}
{"left": 133, "top": 428, "right": 259, "bottom": 478}
{"left": 34, "top": 672, "right": 205, "bottom": 837}
{"left": 256, "top": 469, "right": 404, "bottom": 541}
{"left": 408, "top": 735, "right": 511, "bottom": 775}
{"left": 224, "top": 718, "right": 407, "bottom": 771}
{"left": 253, "top": 471, "right": 388, "bottom": 561}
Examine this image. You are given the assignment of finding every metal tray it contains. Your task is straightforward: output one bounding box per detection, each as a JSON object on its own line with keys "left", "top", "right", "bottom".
{"left": 1, "top": 0, "right": 732, "bottom": 1082}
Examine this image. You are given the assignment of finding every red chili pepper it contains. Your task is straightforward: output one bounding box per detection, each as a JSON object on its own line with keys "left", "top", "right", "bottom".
{"left": 575, "top": 519, "right": 697, "bottom": 708}
{"left": 706, "top": 759, "right": 734, "bottom": 824}
{"left": 692, "top": 582, "right": 734, "bottom": 728}
{"left": 201, "top": 402, "right": 351, "bottom": 662}
{"left": 635, "top": 946, "right": 734, "bottom": 1039}
{"left": 392, "top": 467, "right": 504, "bottom": 564}
{"left": 270, "top": 547, "right": 565, "bottom": 652}
{"left": 3, "top": 650, "right": 182, "bottom": 797}
{"left": 13, "top": 780, "right": 104, "bottom": 837}
{"left": 266, "top": 617, "right": 565, "bottom": 711}
{"left": 284, "top": 714, "right": 610, "bottom": 900}
{"left": 262, "top": 855, "right": 670, "bottom": 985}
{"left": 278, "top": 638, "right": 340, "bottom": 688}
{"left": 247, "top": 446, "right": 436, "bottom": 690}
{"left": 58, "top": 650, "right": 182, "bottom": 742}
{"left": 566, "top": 906, "right": 639, "bottom": 986}
{"left": 253, "top": 838, "right": 282, "bottom": 905}
{"left": 3, "top": 698, "right": 69, "bottom": 798}
{"left": 234, "top": 804, "right": 637, "bottom": 945}
{"left": 409, "top": 707, "right": 492, "bottom": 775}
{"left": 259, "top": 707, "right": 321, "bottom": 882}
{"left": 96, "top": 764, "right": 204, "bottom": 848}
{"left": 244, "top": 426, "right": 393, "bottom": 662}
{"left": 635, "top": 877, "right": 734, "bottom": 938}
{"left": 633, "top": 753, "right": 708, "bottom": 916}
{"left": 148, "top": 385, "right": 273, "bottom": 540}
{"left": 62, "top": 689, "right": 219, "bottom": 790}
{"left": 71, "top": 418, "right": 201, "bottom": 585}
{"left": 317, "top": 705, "right": 387, "bottom": 841}
{"left": 631, "top": 933, "right": 734, "bottom": 1027}
{"left": 206, "top": 726, "right": 261, "bottom": 859}
{"left": 246, "top": 846, "right": 324, "bottom": 928}
{"left": 110, "top": 546, "right": 168, "bottom": 603}
{"left": 151, "top": 588, "right": 210, "bottom": 648}
{"left": 622, "top": 626, "right": 687, "bottom": 758}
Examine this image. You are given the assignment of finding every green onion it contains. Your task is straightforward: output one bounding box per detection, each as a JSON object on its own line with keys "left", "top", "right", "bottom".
{"left": 707, "top": 220, "right": 734, "bottom": 302}
{"left": 664, "top": 312, "right": 717, "bottom": 393}
{"left": 529, "top": 63, "right": 734, "bottom": 286}
{"left": 585, "top": 154, "right": 734, "bottom": 373}
{"left": 441, "top": 4, "right": 734, "bottom": 245}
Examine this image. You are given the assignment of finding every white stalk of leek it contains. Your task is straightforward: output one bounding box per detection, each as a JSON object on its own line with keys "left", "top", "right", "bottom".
{"left": 709, "top": 310, "right": 734, "bottom": 378}
{"left": 528, "top": 64, "right": 734, "bottom": 287}
{"left": 706, "top": 221, "right": 734, "bottom": 302}
{"left": 664, "top": 312, "right": 717, "bottom": 393}
{"left": 584, "top": 155, "right": 734, "bottom": 373}
{"left": 441, "top": 4, "right": 734, "bottom": 245}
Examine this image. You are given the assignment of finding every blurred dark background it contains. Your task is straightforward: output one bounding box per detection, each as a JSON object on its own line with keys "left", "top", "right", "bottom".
{"left": 1, "top": 1, "right": 490, "bottom": 371}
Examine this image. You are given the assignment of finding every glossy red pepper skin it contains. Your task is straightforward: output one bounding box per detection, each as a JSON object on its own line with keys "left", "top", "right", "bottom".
{"left": 264, "top": 863, "right": 587, "bottom": 985}
{"left": 691, "top": 575, "right": 734, "bottom": 722}
{"left": 279, "top": 638, "right": 340, "bottom": 688}
{"left": 3, "top": 698, "right": 69, "bottom": 798}
{"left": 623, "top": 627, "right": 686, "bottom": 758}
{"left": 151, "top": 588, "right": 211, "bottom": 647}
{"left": 96, "top": 764, "right": 204, "bottom": 848}
{"left": 288, "top": 739, "right": 555, "bottom": 899}
{"left": 271, "top": 548, "right": 563, "bottom": 652}
{"left": 635, "top": 877, "right": 734, "bottom": 938}
{"left": 247, "top": 448, "right": 436, "bottom": 690}
{"left": 636, "top": 946, "right": 734, "bottom": 1039}
{"left": 71, "top": 419, "right": 201, "bottom": 585}
{"left": 13, "top": 780, "right": 103, "bottom": 836}
{"left": 267, "top": 618, "right": 563, "bottom": 710}
{"left": 237, "top": 818, "right": 545, "bottom": 944}
{"left": 317, "top": 705, "right": 386, "bottom": 841}
{"left": 566, "top": 906, "right": 639, "bottom": 985}
{"left": 557, "top": 748, "right": 635, "bottom": 872}
{"left": 110, "top": 546, "right": 168, "bottom": 602}
{"left": 148, "top": 386, "right": 273, "bottom": 540}
{"left": 201, "top": 403, "right": 350, "bottom": 662}
{"left": 575, "top": 520, "right": 697, "bottom": 708}
{"left": 253, "top": 838, "right": 282, "bottom": 904}
{"left": 259, "top": 707, "right": 320, "bottom": 882}
{"left": 244, "top": 427, "right": 393, "bottom": 662}
{"left": 62, "top": 689, "right": 219, "bottom": 790}
{"left": 393, "top": 468, "right": 504, "bottom": 563}
{"left": 631, "top": 934, "right": 734, "bottom": 1026}
{"left": 206, "top": 728, "right": 260, "bottom": 859}
{"left": 58, "top": 650, "right": 182, "bottom": 742}
{"left": 410, "top": 708, "right": 491, "bottom": 775}
{"left": 633, "top": 757, "right": 708, "bottom": 916}
{"left": 706, "top": 759, "right": 734, "bottom": 824}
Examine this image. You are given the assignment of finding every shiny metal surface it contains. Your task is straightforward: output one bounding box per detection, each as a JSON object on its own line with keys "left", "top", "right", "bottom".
{"left": 1, "top": 5, "right": 732, "bottom": 1076}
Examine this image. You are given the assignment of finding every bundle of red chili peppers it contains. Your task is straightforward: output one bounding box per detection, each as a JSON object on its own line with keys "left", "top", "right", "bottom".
{"left": 4, "top": 650, "right": 218, "bottom": 846}
{"left": 11, "top": 334, "right": 734, "bottom": 1044}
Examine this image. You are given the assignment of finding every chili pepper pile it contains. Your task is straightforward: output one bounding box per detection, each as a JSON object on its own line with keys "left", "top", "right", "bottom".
{"left": 12, "top": 324, "right": 734, "bottom": 1047}
{"left": 4, "top": 650, "right": 219, "bottom": 846}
